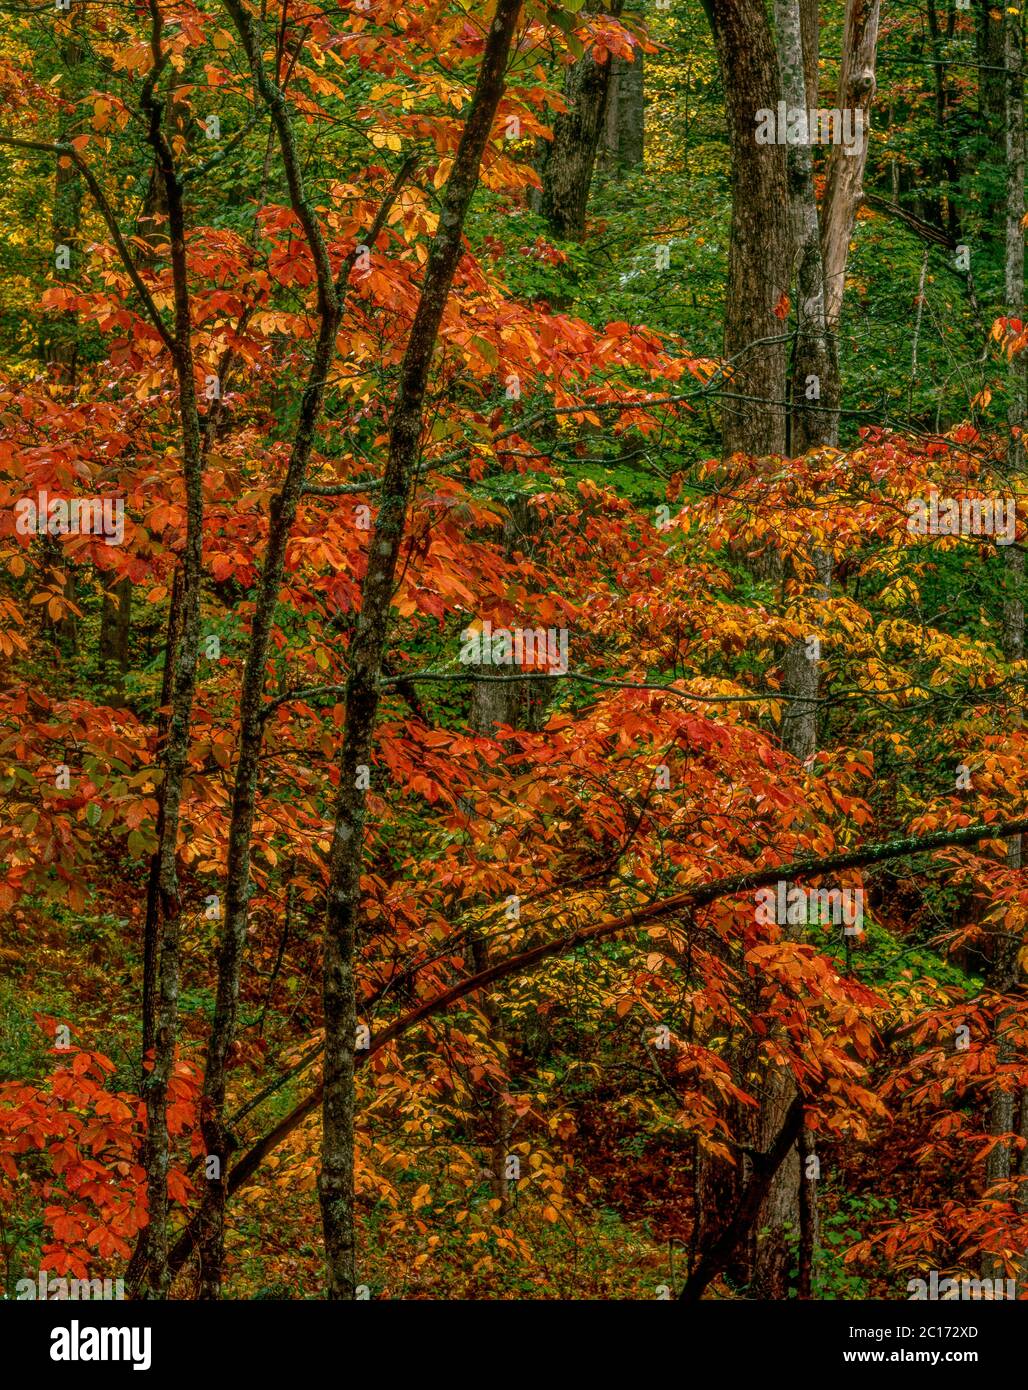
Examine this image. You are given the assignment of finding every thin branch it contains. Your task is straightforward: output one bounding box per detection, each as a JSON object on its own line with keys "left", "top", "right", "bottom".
{"left": 164, "top": 808, "right": 1028, "bottom": 1276}
{"left": 0, "top": 134, "right": 175, "bottom": 352}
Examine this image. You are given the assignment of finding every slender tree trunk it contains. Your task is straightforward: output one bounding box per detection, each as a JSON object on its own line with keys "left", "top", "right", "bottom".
{"left": 318, "top": 0, "right": 524, "bottom": 1300}
{"left": 797, "top": 1124, "right": 819, "bottom": 1297}
{"left": 978, "top": 0, "right": 1006, "bottom": 231}
{"left": 139, "top": 566, "right": 182, "bottom": 1071}
{"left": 820, "top": 0, "right": 879, "bottom": 333}
{"left": 135, "top": 80, "right": 192, "bottom": 1071}
{"left": 189, "top": 0, "right": 414, "bottom": 1299}
{"left": 46, "top": 3, "right": 84, "bottom": 384}
{"left": 469, "top": 934, "right": 513, "bottom": 1215}
{"left": 984, "top": 0, "right": 1025, "bottom": 1280}
{"left": 129, "top": 27, "right": 205, "bottom": 1300}
{"left": 128, "top": 75, "right": 198, "bottom": 1301}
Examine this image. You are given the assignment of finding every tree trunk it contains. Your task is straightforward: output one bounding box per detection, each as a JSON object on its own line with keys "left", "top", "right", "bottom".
{"left": 539, "top": 0, "right": 625, "bottom": 238}
{"left": 798, "top": 1123, "right": 819, "bottom": 1297}
{"left": 602, "top": 42, "right": 644, "bottom": 170}
{"left": 469, "top": 932, "right": 513, "bottom": 1216}
{"left": 1001, "top": 1, "right": 1025, "bottom": 676}
{"left": 704, "top": 0, "right": 791, "bottom": 457}
{"left": 978, "top": 0, "right": 1006, "bottom": 230}
{"left": 777, "top": 0, "right": 834, "bottom": 766}
{"left": 800, "top": 0, "right": 819, "bottom": 113}
{"left": 984, "top": 0, "right": 1025, "bottom": 1281}
{"left": 45, "top": 3, "right": 84, "bottom": 385}
{"left": 469, "top": 496, "right": 552, "bottom": 733}
{"left": 318, "top": 0, "right": 524, "bottom": 1300}
{"left": 99, "top": 576, "right": 132, "bottom": 681}
{"left": 128, "top": 51, "right": 206, "bottom": 1300}
{"left": 820, "top": 0, "right": 879, "bottom": 332}
{"left": 777, "top": 0, "right": 839, "bottom": 452}
{"left": 751, "top": 1061, "right": 802, "bottom": 1296}
{"left": 681, "top": 1094, "right": 806, "bottom": 1300}
{"left": 745, "top": 0, "right": 839, "bottom": 1295}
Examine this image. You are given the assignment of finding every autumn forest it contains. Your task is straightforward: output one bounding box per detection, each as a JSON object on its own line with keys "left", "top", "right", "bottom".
{"left": 0, "top": 0, "right": 1027, "bottom": 1332}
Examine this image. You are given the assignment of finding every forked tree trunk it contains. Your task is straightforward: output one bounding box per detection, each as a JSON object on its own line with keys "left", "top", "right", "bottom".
{"left": 188, "top": 0, "right": 416, "bottom": 1300}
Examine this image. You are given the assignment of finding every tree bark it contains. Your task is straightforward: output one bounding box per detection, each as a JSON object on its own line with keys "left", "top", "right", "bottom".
{"left": 777, "top": 0, "right": 839, "bottom": 453}
{"left": 317, "top": 0, "right": 524, "bottom": 1300}
{"left": 1001, "top": 0, "right": 1025, "bottom": 676}
{"left": 539, "top": 0, "right": 625, "bottom": 238}
{"left": 984, "top": 0, "right": 1025, "bottom": 1280}
{"left": 99, "top": 576, "right": 132, "bottom": 682}
{"left": 602, "top": 41, "right": 644, "bottom": 170}
{"left": 799, "top": 0, "right": 819, "bottom": 114}
{"left": 187, "top": 0, "right": 416, "bottom": 1300}
{"left": 681, "top": 1094, "right": 806, "bottom": 1300}
{"left": 704, "top": 0, "right": 791, "bottom": 457}
{"left": 130, "top": 11, "right": 206, "bottom": 1299}
{"left": 797, "top": 1123, "right": 819, "bottom": 1297}
{"left": 819, "top": 0, "right": 879, "bottom": 332}
{"left": 46, "top": 3, "right": 84, "bottom": 385}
